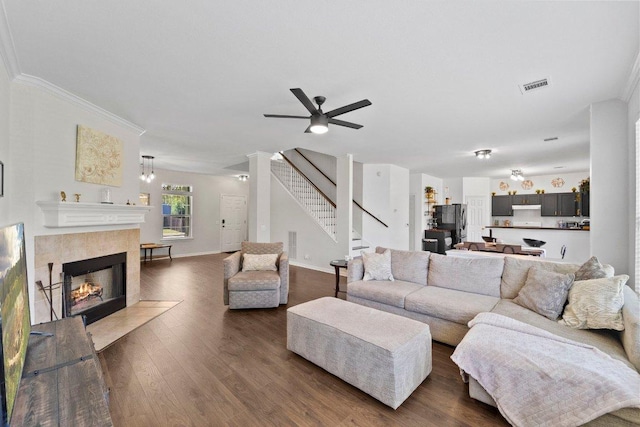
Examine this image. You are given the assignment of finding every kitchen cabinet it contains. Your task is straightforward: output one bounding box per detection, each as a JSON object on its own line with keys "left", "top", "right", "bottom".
{"left": 579, "top": 191, "right": 589, "bottom": 217}
{"left": 491, "top": 195, "right": 512, "bottom": 216}
{"left": 541, "top": 192, "right": 578, "bottom": 216}
{"left": 512, "top": 194, "right": 540, "bottom": 205}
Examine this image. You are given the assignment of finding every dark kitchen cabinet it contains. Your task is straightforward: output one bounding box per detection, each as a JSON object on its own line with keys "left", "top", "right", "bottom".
{"left": 580, "top": 191, "right": 589, "bottom": 217}
{"left": 541, "top": 192, "right": 578, "bottom": 216}
{"left": 492, "top": 195, "right": 512, "bottom": 216}
{"left": 512, "top": 194, "right": 540, "bottom": 205}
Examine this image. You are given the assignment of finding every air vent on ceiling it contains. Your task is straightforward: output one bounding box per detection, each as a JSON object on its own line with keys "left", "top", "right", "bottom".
{"left": 544, "top": 137, "right": 558, "bottom": 142}
{"left": 519, "top": 77, "right": 551, "bottom": 94}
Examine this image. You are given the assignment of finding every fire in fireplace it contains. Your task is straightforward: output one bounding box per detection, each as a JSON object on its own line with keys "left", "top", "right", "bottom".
{"left": 62, "top": 252, "right": 126, "bottom": 325}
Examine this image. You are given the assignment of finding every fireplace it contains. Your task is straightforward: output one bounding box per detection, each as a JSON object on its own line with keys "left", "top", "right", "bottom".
{"left": 62, "top": 252, "right": 127, "bottom": 325}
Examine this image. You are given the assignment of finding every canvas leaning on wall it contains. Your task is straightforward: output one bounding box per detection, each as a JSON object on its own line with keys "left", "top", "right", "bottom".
{"left": 75, "top": 125, "right": 123, "bottom": 187}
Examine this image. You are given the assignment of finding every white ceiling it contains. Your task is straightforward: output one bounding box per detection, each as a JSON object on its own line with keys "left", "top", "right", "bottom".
{"left": 2, "top": 1, "right": 638, "bottom": 178}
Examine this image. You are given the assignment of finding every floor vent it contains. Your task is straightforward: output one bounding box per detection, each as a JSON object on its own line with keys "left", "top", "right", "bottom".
{"left": 288, "top": 231, "right": 297, "bottom": 259}
{"left": 519, "top": 77, "right": 550, "bottom": 94}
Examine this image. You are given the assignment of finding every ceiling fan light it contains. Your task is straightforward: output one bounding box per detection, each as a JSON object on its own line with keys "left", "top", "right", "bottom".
{"left": 310, "top": 115, "right": 329, "bottom": 134}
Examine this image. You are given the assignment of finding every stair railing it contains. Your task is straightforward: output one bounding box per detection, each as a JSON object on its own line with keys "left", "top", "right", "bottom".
{"left": 271, "top": 156, "right": 337, "bottom": 241}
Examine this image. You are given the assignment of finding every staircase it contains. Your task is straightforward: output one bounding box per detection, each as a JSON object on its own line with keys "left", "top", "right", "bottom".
{"left": 271, "top": 159, "right": 337, "bottom": 241}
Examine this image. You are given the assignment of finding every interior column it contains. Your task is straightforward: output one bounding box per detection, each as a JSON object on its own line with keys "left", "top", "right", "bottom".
{"left": 247, "top": 151, "right": 272, "bottom": 242}
{"left": 336, "top": 154, "right": 353, "bottom": 258}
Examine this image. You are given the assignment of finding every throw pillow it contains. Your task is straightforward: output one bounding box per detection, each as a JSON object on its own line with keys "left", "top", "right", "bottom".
{"left": 362, "top": 249, "right": 394, "bottom": 281}
{"left": 559, "top": 275, "right": 628, "bottom": 331}
{"left": 513, "top": 267, "right": 575, "bottom": 320}
{"left": 574, "top": 256, "right": 614, "bottom": 281}
{"left": 242, "top": 253, "right": 278, "bottom": 272}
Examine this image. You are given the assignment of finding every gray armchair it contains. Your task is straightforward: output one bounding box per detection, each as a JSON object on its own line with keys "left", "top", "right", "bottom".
{"left": 223, "top": 241, "right": 289, "bottom": 309}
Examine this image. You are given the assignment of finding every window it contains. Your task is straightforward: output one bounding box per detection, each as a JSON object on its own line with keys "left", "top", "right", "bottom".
{"left": 162, "top": 184, "right": 193, "bottom": 239}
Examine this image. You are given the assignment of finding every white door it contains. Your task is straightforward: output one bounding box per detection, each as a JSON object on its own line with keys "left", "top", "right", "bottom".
{"left": 221, "top": 195, "right": 247, "bottom": 252}
{"left": 465, "top": 196, "right": 487, "bottom": 242}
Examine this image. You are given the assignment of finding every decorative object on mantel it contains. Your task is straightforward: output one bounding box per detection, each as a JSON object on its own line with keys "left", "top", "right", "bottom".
{"left": 60, "top": 191, "right": 66, "bottom": 202}
{"left": 551, "top": 177, "right": 564, "bottom": 188}
{"left": 499, "top": 181, "right": 509, "bottom": 191}
{"left": 74, "top": 193, "right": 81, "bottom": 202}
{"left": 521, "top": 179, "right": 533, "bottom": 190}
{"left": 75, "top": 125, "right": 123, "bottom": 186}
{"left": 101, "top": 188, "right": 112, "bottom": 204}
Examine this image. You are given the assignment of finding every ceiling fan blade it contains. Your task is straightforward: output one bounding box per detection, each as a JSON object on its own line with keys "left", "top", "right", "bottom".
{"left": 290, "top": 88, "right": 318, "bottom": 115}
{"left": 304, "top": 125, "right": 312, "bottom": 133}
{"left": 264, "top": 114, "right": 309, "bottom": 119}
{"left": 326, "top": 99, "right": 372, "bottom": 118}
{"left": 328, "top": 118, "right": 363, "bottom": 129}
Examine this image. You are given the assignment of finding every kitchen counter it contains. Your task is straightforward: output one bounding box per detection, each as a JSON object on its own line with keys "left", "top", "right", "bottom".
{"left": 487, "top": 226, "right": 589, "bottom": 231}
{"left": 483, "top": 227, "right": 590, "bottom": 262}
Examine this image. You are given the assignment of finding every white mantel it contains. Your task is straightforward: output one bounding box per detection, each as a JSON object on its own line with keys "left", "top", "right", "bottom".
{"left": 36, "top": 201, "right": 152, "bottom": 228}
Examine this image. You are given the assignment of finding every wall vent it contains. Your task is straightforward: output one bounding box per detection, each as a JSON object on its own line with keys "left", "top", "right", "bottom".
{"left": 288, "top": 231, "right": 297, "bottom": 259}
{"left": 519, "top": 78, "right": 550, "bottom": 94}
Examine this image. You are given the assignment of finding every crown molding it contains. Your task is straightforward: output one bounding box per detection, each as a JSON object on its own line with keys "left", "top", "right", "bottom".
{"left": 0, "top": 0, "right": 20, "bottom": 79}
{"left": 14, "top": 74, "right": 146, "bottom": 136}
{"left": 620, "top": 51, "right": 640, "bottom": 102}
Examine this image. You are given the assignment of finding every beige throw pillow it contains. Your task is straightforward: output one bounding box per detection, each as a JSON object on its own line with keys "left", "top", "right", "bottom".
{"left": 574, "top": 256, "right": 614, "bottom": 281}
{"left": 242, "top": 253, "right": 278, "bottom": 272}
{"left": 513, "top": 267, "right": 575, "bottom": 320}
{"left": 362, "top": 249, "right": 394, "bottom": 281}
{"left": 559, "top": 275, "right": 628, "bottom": 331}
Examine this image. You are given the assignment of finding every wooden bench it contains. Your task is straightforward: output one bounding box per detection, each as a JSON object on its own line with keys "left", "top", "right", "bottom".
{"left": 140, "top": 243, "right": 173, "bottom": 262}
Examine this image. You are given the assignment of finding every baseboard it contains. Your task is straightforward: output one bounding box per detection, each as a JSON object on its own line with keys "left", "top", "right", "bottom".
{"left": 289, "top": 260, "right": 335, "bottom": 275}
{"left": 172, "top": 250, "right": 221, "bottom": 258}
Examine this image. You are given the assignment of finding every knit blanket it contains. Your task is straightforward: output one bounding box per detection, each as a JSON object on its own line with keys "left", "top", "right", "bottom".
{"left": 451, "top": 312, "right": 640, "bottom": 427}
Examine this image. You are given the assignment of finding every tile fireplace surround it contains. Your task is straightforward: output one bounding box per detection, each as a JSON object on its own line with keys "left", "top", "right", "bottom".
{"left": 33, "top": 229, "right": 140, "bottom": 324}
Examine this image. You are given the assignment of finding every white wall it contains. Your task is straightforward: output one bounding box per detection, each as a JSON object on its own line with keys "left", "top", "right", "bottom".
{"left": 443, "top": 177, "right": 463, "bottom": 204}
{"left": 362, "top": 164, "right": 409, "bottom": 250}
{"left": 590, "top": 99, "right": 629, "bottom": 275}
{"left": 490, "top": 171, "right": 589, "bottom": 195}
{"left": 270, "top": 175, "right": 340, "bottom": 272}
{"left": 139, "top": 168, "right": 249, "bottom": 256}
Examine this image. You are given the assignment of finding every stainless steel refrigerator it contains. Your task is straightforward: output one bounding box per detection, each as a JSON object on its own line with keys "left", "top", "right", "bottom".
{"left": 433, "top": 204, "right": 467, "bottom": 244}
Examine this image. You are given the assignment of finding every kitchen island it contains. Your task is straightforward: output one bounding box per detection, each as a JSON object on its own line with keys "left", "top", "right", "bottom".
{"left": 485, "top": 226, "right": 589, "bottom": 263}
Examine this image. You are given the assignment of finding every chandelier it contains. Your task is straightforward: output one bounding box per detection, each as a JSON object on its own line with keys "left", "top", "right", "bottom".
{"left": 140, "top": 155, "right": 155, "bottom": 183}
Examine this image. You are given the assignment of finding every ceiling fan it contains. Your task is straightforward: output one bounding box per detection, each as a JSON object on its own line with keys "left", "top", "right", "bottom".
{"left": 264, "top": 88, "right": 372, "bottom": 134}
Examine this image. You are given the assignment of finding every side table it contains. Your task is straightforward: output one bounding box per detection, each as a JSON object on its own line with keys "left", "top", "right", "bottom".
{"left": 329, "top": 259, "right": 348, "bottom": 298}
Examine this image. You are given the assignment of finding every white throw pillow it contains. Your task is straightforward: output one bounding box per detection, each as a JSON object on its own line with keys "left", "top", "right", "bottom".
{"left": 362, "top": 249, "right": 394, "bottom": 281}
{"left": 242, "top": 253, "right": 278, "bottom": 272}
{"left": 559, "top": 275, "right": 628, "bottom": 331}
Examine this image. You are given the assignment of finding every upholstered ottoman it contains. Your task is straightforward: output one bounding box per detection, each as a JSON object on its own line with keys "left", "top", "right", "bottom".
{"left": 287, "top": 297, "right": 432, "bottom": 409}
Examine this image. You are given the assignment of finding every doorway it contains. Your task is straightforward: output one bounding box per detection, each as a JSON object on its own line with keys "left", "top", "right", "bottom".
{"left": 220, "top": 195, "right": 247, "bottom": 252}
{"left": 465, "top": 196, "right": 488, "bottom": 242}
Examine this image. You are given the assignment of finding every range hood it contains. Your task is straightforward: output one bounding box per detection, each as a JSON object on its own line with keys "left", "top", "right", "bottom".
{"left": 512, "top": 204, "right": 541, "bottom": 210}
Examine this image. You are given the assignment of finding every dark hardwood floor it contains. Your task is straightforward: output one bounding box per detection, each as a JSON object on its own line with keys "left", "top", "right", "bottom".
{"left": 99, "top": 254, "right": 508, "bottom": 426}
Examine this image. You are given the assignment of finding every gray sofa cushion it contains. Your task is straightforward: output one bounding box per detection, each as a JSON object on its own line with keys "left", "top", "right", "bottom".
{"left": 491, "top": 299, "right": 634, "bottom": 370}
{"left": 427, "top": 253, "right": 503, "bottom": 297}
{"left": 228, "top": 270, "right": 281, "bottom": 291}
{"left": 347, "top": 280, "right": 423, "bottom": 308}
{"left": 376, "top": 247, "right": 429, "bottom": 285}
{"left": 501, "top": 257, "right": 580, "bottom": 299}
{"left": 405, "top": 286, "right": 499, "bottom": 325}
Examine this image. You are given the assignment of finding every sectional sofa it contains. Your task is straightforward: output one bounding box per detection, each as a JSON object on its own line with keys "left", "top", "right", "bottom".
{"left": 347, "top": 247, "right": 639, "bottom": 426}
